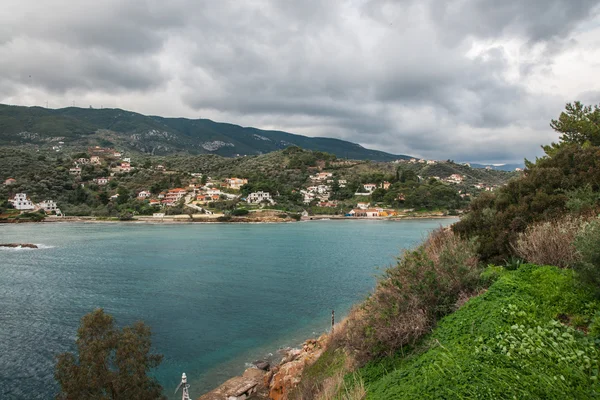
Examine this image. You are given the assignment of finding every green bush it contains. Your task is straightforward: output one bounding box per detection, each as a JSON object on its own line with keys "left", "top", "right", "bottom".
{"left": 230, "top": 208, "right": 249, "bottom": 216}
{"left": 344, "top": 229, "right": 481, "bottom": 363}
{"left": 574, "top": 217, "right": 600, "bottom": 292}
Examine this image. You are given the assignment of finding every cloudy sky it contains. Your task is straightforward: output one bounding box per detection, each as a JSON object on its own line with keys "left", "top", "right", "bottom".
{"left": 2, "top": 0, "right": 600, "bottom": 163}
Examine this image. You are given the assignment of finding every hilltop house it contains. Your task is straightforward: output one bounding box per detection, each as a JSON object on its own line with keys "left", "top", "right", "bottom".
{"left": 357, "top": 202, "right": 370, "bottom": 209}
{"left": 225, "top": 178, "right": 248, "bottom": 190}
{"left": 119, "top": 162, "right": 131, "bottom": 172}
{"left": 362, "top": 183, "right": 377, "bottom": 193}
{"left": 9, "top": 193, "right": 35, "bottom": 210}
{"left": 247, "top": 191, "right": 275, "bottom": 205}
{"left": 137, "top": 191, "right": 151, "bottom": 199}
{"left": 69, "top": 167, "right": 82, "bottom": 175}
{"left": 309, "top": 172, "right": 333, "bottom": 181}
{"left": 93, "top": 177, "right": 110, "bottom": 185}
{"left": 446, "top": 174, "right": 464, "bottom": 184}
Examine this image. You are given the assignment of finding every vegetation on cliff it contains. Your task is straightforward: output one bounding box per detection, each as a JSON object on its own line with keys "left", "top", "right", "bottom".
{"left": 288, "top": 102, "right": 600, "bottom": 399}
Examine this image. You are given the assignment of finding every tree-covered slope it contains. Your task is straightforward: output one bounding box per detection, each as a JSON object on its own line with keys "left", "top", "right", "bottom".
{"left": 0, "top": 104, "right": 410, "bottom": 161}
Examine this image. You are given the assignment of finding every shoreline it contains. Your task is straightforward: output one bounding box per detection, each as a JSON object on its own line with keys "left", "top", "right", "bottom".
{"left": 0, "top": 214, "right": 459, "bottom": 225}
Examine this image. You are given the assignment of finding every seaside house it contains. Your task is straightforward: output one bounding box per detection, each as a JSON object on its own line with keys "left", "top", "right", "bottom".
{"left": 4, "top": 178, "right": 16, "bottom": 185}
{"left": 225, "top": 178, "right": 248, "bottom": 190}
{"left": 164, "top": 188, "right": 187, "bottom": 205}
{"left": 9, "top": 193, "right": 35, "bottom": 210}
{"left": 39, "top": 200, "right": 60, "bottom": 214}
{"left": 247, "top": 191, "right": 275, "bottom": 205}
{"left": 317, "top": 201, "right": 337, "bottom": 207}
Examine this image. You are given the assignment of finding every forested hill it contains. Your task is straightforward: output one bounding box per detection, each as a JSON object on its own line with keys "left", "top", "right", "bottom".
{"left": 0, "top": 104, "right": 410, "bottom": 161}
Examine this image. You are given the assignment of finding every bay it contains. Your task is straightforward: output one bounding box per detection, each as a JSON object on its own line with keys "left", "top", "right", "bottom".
{"left": 0, "top": 219, "right": 456, "bottom": 399}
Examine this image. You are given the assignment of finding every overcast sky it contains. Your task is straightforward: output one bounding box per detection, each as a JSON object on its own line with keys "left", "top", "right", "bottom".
{"left": 2, "top": 0, "right": 600, "bottom": 163}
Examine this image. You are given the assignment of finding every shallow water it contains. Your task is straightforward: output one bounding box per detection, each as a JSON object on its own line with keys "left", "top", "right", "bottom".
{"left": 0, "top": 219, "right": 456, "bottom": 399}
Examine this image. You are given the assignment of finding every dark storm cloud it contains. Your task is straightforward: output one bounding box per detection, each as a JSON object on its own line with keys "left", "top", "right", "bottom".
{"left": 1, "top": 0, "right": 599, "bottom": 162}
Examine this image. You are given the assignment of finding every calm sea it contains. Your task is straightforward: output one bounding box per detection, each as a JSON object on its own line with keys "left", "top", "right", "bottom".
{"left": 0, "top": 219, "right": 456, "bottom": 399}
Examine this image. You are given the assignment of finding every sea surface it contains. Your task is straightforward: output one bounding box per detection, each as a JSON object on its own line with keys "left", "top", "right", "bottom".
{"left": 0, "top": 219, "right": 456, "bottom": 399}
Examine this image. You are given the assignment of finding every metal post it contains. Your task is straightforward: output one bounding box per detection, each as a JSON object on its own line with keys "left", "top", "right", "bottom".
{"left": 331, "top": 309, "right": 335, "bottom": 333}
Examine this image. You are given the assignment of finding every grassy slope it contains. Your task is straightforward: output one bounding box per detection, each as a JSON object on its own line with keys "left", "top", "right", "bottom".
{"left": 357, "top": 265, "right": 600, "bottom": 399}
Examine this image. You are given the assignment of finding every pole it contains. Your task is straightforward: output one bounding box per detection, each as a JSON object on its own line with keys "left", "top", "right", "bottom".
{"left": 331, "top": 309, "right": 335, "bottom": 333}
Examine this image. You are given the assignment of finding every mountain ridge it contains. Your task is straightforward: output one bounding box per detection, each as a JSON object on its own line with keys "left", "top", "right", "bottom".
{"left": 0, "top": 104, "right": 411, "bottom": 161}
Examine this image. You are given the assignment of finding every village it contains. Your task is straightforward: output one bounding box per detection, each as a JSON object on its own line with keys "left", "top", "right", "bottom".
{"left": 1, "top": 146, "right": 513, "bottom": 222}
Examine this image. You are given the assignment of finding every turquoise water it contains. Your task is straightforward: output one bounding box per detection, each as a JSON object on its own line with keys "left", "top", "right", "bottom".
{"left": 0, "top": 219, "right": 455, "bottom": 399}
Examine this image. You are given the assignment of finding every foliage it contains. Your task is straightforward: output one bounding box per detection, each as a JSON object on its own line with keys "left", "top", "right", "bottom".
{"left": 454, "top": 143, "right": 600, "bottom": 263}
{"left": 574, "top": 217, "right": 600, "bottom": 293}
{"left": 55, "top": 309, "right": 165, "bottom": 400}
{"left": 514, "top": 216, "right": 584, "bottom": 269}
{"left": 230, "top": 208, "right": 249, "bottom": 216}
{"left": 358, "top": 265, "right": 600, "bottom": 399}
{"left": 548, "top": 101, "right": 600, "bottom": 149}
{"left": 344, "top": 229, "right": 481, "bottom": 363}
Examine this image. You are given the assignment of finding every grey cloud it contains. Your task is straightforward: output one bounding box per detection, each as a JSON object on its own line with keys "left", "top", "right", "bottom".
{"left": 1, "top": 0, "right": 599, "bottom": 163}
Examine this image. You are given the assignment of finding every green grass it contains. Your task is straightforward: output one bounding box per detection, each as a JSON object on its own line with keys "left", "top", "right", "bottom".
{"left": 358, "top": 265, "right": 600, "bottom": 399}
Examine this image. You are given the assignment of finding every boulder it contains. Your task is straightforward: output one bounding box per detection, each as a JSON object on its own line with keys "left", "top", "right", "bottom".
{"left": 254, "top": 360, "right": 270, "bottom": 371}
{"left": 0, "top": 243, "right": 38, "bottom": 248}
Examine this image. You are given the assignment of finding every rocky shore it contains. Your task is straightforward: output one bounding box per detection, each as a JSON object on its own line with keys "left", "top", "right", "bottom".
{"left": 0, "top": 243, "right": 38, "bottom": 248}
{"left": 197, "top": 335, "right": 327, "bottom": 400}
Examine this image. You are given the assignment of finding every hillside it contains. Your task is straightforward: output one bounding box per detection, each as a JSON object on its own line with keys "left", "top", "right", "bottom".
{"left": 0, "top": 104, "right": 410, "bottom": 161}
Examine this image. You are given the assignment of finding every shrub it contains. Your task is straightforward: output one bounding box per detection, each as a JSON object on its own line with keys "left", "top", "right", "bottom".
{"left": 514, "top": 216, "right": 583, "bottom": 269}
{"left": 344, "top": 229, "right": 481, "bottom": 363}
{"left": 231, "top": 208, "right": 249, "bottom": 216}
{"left": 574, "top": 217, "right": 600, "bottom": 292}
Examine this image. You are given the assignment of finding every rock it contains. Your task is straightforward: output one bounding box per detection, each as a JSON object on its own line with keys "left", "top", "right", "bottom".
{"left": 0, "top": 243, "right": 38, "bottom": 248}
{"left": 254, "top": 360, "right": 270, "bottom": 371}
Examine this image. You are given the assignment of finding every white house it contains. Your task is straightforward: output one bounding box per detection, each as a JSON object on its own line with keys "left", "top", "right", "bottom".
{"left": 309, "top": 172, "right": 333, "bottom": 181}
{"left": 247, "top": 191, "right": 275, "bottom": 205}
{"left": 90, "top": 156, "right": 102, "bottom": 165}
{"left": 137, "top": 190, "right": 151, "bottom": 199}
{"left": 69, "top": 167, "right": 82, "bottom": 175}
{"left": 446, "top": 174, "right": 464, "bottom": 184}
{"left": 39, "top": 200, "right": 61, "bottom": 215}
{"left": 9, "top": 193, "right": 35, "bottom": 210}
{"left": 362, "top": 183, "right": 377, "bottom": 193}
{"left": 94, "top": 177, "right": 110, "bottom": 185}
{"left": 357, "top": 202, "right": 370, "bottom": 210}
